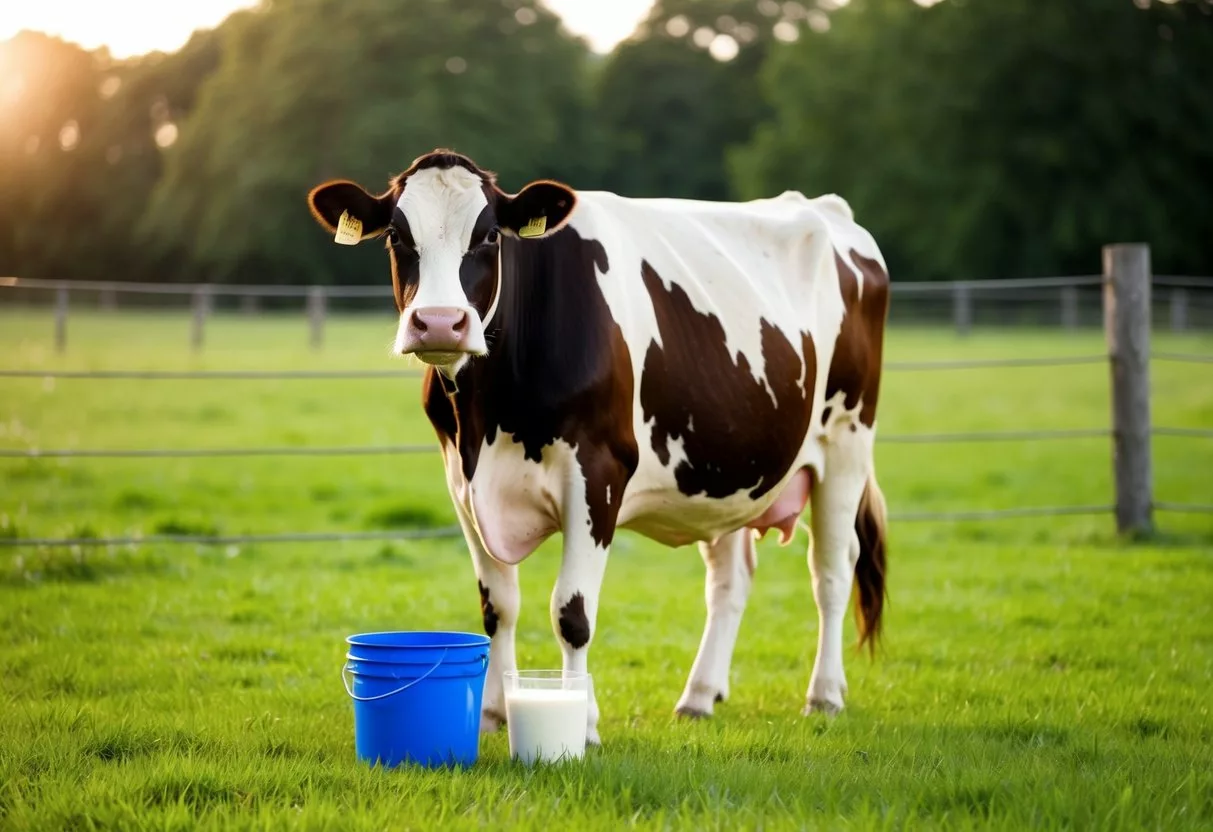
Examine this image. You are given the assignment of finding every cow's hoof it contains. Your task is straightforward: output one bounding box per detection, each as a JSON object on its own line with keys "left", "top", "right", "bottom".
{"left": 674, "top": 704, "right": 713, "bottom": 720}
{"left": 802, "top": 698, "right": 843, "bottom": 717}
{"left": 675, "top": 682, "right": 725, "bottom": 719}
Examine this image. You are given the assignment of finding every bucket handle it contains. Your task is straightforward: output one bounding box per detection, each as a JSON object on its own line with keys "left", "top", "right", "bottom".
{"left": 342, "top": 648, "right": 449, "bottom": 702}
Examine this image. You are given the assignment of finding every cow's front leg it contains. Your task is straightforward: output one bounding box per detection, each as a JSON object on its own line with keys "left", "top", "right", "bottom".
{"left": 550, "top": 527, "right": 609, "bottom": 745}
{"left": 550, "top": 454, "right": 625, "bottom": 746}
{"left": 453, "top": 500, "right": 519, "bottom": 733}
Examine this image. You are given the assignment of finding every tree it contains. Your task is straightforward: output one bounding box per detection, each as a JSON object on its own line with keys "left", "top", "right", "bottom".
{"left": 593, "top": 0, "right": 789, "bottom": 199}
{"left": 140, "top": 0, "right": 597, "bottom": 285}
{"left": 0, "top": 27, "right": 225, "bottom": 281}
{"left": 736, "top": 0, "right": 1213, "bottom": 279}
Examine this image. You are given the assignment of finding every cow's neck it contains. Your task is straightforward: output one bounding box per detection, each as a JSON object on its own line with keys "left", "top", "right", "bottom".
{"left": 423, "top": 228, "right": 623, "bottom": 482}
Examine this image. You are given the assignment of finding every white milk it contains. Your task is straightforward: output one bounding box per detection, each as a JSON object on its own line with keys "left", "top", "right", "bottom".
{"left": 504, "top": 687, "right": 589, "bottom": 764}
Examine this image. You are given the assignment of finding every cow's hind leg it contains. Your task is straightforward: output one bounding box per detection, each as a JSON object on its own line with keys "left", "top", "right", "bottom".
{"left": 454, "top": 501, "right": 520, "bottom": 732}
{"left": 675, "top": 529, "right": 756, "bottom": 718}
{"left": 805, "top": 420, "right": 886, "bottom": 715}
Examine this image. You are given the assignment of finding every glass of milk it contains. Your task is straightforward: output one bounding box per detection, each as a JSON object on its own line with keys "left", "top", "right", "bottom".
{"left": 503, "top": 670, "right": 590, "bottom": 764}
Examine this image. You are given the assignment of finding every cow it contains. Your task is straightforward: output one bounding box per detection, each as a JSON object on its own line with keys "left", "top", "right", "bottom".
{"left": 307, "top": 149, "right": 889, "bottom": 743}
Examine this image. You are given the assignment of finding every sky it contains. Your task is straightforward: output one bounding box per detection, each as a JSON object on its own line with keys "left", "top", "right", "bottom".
{"left": 0, "top": 0, "right": 656, "bottom": 58}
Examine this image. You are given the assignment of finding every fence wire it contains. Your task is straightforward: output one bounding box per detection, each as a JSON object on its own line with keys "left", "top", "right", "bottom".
{"left": 1155, "top": 502, "right": 1213, "bottom": 514}
{"left": 0, "top": 527, "right": 463, "bottom": 549}
{"left": 8, "top": 426, "right": 1213, "bottom": 460}
{"left": 0, "top": 355, "right": 1124, "bottom": 380}
{"left": 889, "top": 505, "right": 1113, "bottom": 522}
{"left": 1154, "top": 427, "right": 1213, "bottom": 439}
{"left": 0, "top": 444, "right": 437, "bottom": 459}
{"left": 4, "top": 503, "right": 1210, "bottom": 549}
{"left": 0, "top": 369, "right": 417, "bottom": 380}
{"left": 1152, "top": 353, "right": 1213, "bottom": 365}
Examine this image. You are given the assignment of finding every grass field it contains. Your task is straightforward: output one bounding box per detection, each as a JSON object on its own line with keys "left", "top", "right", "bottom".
{"left": 1, "top": 310, "right": 1211, "bottom": 831}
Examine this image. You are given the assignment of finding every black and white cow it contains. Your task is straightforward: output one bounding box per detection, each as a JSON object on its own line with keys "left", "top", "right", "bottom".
{"left": 308, "top": 150, "right": 889, "bottom": 742}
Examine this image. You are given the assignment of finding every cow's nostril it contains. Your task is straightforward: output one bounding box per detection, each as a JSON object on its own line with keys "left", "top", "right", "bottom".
{"left": 451, "top": 311, "right": 469, "bottom": 334}
{"left": 411, "top": 311, "right": 429, "bottom": 333}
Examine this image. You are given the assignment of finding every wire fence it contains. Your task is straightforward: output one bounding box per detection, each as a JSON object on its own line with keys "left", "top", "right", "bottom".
{"left": 3, "top": 428, "right": 1209, "bottom": 461}
{"left": 4, "top": 271, "right": 1213, "bottom": 351}
{"left": 0, "top": 353, "right": 1211, "bottom": 381}
{"left": 1, "top": 269, "right": 1211, "bottom": 549}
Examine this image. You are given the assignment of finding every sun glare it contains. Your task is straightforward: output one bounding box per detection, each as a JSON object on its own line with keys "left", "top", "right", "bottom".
{"left": 0, "top": 1, "right": 656, "bottom": 58}
{"left": 0, "top": 0, "right": 258, "bottom": 57}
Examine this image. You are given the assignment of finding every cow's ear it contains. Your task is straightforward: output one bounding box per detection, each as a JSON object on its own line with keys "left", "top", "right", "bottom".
{"left": 307, "top": 180, "right": 393, "bottom": 244}
{"left": 497, "top": 180, "right": 576, "bottom": 240}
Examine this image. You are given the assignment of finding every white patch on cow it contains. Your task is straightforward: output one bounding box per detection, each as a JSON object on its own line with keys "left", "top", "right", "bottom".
{"left": 393, "top": 166, "right": 491, "bottom": 357}
{"left": 460, "top": 435, "right": 563, "bottom": 566}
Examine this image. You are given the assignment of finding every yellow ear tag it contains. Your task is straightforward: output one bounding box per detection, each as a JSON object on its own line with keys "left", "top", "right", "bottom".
{"left": 518, "top": 216, "right": 547, "bottom": 238}
{"left": 333, "top": 211, "right": 363, "bottom": 245}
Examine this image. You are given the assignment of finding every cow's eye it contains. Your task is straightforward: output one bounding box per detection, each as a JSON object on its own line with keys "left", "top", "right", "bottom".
{"left": 385, "top": 226, "right": 400, "bottom": 246}
{"left": 484, "top": 228, "right": 499, "bottom": 246}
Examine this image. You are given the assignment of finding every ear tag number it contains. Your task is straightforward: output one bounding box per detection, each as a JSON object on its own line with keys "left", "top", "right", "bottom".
{"left": 334, "top": 211, "right": 363, "bottom": 245}
{"left": 518, "top": 216, "right": 547, "bottom": 238}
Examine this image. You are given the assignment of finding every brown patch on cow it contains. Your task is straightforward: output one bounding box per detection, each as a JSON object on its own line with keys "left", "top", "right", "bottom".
{"left": 420, "top": 227, "right": 637, "bottom": 549}
{"left": 639, "top": 261, "right": 816, "bottom": 499}
{"left": 477, "top": 581, "right": 498, "bottom": 638}
{"left": 557, "top": 592, "right": 591, "bottom": 649}
{"left": 827, "top": 251, "right": 889, "bottom": 427}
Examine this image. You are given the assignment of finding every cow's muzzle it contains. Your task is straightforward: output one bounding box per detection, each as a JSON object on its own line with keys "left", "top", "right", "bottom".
{"left": 397, "top": 306, "right": 481, "bottom": 362}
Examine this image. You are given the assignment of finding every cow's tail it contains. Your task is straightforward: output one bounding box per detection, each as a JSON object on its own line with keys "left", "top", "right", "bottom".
{"left": 853, "top": 470, "right": 888, "bottom": 656}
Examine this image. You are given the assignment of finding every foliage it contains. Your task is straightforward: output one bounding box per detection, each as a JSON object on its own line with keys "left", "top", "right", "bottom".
{"left": 0, "top": 29, "right": 224, "bottom": 282}
{"left": 735, "top": 0, "right": 1213, "bottom": 279}
{"left": 1, "top": 314, "right": 1212, "bottom": 829}
{"left": 140, "top": 0, "right": 595, "bottom": 284}
{"left": 591, "top": 0, "right": 778, "bottom": 199}
{"left": 2, "top": 0, "right": 1212, "bottom": 283}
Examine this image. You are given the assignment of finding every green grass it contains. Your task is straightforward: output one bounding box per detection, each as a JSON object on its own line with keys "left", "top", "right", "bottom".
{"left": 1, "top": 310, "right": 1211, "bottom": 831}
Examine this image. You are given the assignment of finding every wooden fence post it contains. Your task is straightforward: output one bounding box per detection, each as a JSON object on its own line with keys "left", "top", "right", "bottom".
{"left": 308, "top": 286, "right": 327, "bottom": 350}
{"left": 1061, "top": 285, "right": 1079, "bottom": 330}
{"left": 1103, "top": 243, "right": 1153, "bottom": 536}
{"left": 55, "top": 286, "right": 69, "bottom": 353}
{"left": 953, "top": 282, "right": 972, "bottom": 336}
{"left": 1169, "top": 288, "right": 1188, "bottom": 333}
{"left": 191, "top": 286, "right": 211, "bottom": 352}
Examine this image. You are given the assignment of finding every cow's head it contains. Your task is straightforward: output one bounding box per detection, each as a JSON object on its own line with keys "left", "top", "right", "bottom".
{"left": 307, "top": 150, "right": 576, "bottom": 374}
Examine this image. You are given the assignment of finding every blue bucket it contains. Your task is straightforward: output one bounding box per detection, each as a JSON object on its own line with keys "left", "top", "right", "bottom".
{"left": 343, "top": 631, "right": 490, "bottom": 769}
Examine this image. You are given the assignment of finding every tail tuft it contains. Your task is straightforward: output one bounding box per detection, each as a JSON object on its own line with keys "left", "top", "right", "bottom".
{"left": 853, "top": 472, "right": 888, "bottom": 656}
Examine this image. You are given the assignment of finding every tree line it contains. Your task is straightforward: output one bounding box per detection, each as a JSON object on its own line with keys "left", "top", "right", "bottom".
{"left": 1, "top": 0, "right": 1210, "bottom": 286}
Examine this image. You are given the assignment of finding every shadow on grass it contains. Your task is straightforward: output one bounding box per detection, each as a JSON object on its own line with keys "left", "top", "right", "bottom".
{"left": 152, "top": 517, "right": 220, "bottom": 537}
{"left": 362, "top": 502, "right": 449, "bottom": 531}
